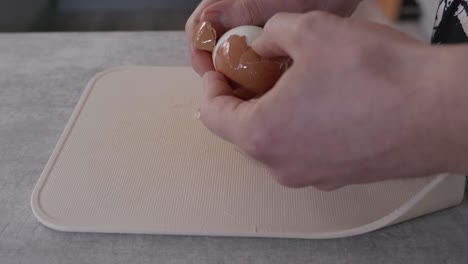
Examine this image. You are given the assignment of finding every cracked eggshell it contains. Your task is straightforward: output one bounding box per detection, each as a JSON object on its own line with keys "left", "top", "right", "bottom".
{"left": 212, "top": 26, "right": 286, "bottom": 97}
{"left": 212, "top": 26, "right": 263, "bottom": 67}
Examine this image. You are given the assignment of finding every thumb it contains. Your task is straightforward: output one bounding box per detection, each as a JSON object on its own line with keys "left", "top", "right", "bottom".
{"left": 200, "top": 71, "right": 256, "bottom": 145}
{"left": 252, "top": 11, "right": 343, "bottom": 59}
{"left": 251, "top": 13, "right": 302, "bottom": 59}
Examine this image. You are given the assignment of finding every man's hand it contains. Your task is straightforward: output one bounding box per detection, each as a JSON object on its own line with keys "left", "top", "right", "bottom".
{"left": 200, "top": 12, "right": 453, "bottom": 190}
{"left": 185, "top": 0, "right": 362, "bottom": 76}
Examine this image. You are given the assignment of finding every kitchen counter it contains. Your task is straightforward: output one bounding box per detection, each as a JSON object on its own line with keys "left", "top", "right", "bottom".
{"left": 0, "top": 31, "right": 467, "bottom": 264}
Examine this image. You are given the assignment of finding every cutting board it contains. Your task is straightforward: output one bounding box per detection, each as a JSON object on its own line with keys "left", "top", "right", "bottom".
{"left": 31, "top": 66, "right": 466, "bottom": 239}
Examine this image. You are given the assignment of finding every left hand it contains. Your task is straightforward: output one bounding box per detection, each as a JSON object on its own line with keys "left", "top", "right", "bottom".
{"left": 185, "top": 0, "right": 362, "bottom": 76}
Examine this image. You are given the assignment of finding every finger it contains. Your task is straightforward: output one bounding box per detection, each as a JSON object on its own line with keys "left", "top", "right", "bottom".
{"left": 188, "top": 0, "right": 266, "bottom": 76}
{"left": 195, "top": 0, "right": 318, "bottom": 35}
{"left": 228, "top": 81, "right": 259, "bottom": 100}
{"left": 187, "top": 1, "right": 311, "bottom": 76}
{"left": 186, "top": 0, "right": 222, "bottom": 76}
{"left": 201, "top": 0, "right": 319, "bottom": 33}
{"left": 200, "top": 0, "right": 268, "bottom": 35}
{"left": 185, "top": 0, "right": 220, "bottom": 43}
{"left": 187, "top": 0, "right": 269, "bottom": 76}
{"left": 190, "top": 48, "right": 215, "bottom": 76}
{"left": 200, "top": 71, "right": 256, "bottom": 145}
{"left": 232, "top": 88, "right": 258, "bottom": 100}
{"left": 251, "top": 13, "right": 302, "bottom": 58}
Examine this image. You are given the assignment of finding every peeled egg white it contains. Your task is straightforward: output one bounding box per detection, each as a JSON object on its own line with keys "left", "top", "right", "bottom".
{"left": 212, "top": 25, "right": 263, "bottom": 69}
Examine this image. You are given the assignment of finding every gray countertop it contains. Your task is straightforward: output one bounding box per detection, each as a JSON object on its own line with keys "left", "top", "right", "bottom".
{"left": 0, "top": 31, "right": 467, "bottom": 264}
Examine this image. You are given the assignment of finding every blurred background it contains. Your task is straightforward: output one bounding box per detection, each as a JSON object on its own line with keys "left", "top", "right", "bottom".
{"left": 0, "top": 0, "right": 199, "bottom": 31}
{"left": 0, "top": 0, "right": 438, "bottom": 41}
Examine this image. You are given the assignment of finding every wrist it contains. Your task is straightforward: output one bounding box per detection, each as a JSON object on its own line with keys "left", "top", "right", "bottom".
{"left": 425, "top": 45, "right": 468, "bottom": 174}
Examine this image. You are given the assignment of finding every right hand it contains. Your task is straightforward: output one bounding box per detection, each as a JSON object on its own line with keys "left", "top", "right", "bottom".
{"left": 185, "top": 0, "right": 362, "bottom": 76}
{"left": 199, "top": 12, "right": 446, "bottom": 190}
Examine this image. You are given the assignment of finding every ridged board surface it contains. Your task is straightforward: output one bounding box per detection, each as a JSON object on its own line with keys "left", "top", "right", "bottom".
{"left": 31, "top": 66, "right": 465, "bottom": 238}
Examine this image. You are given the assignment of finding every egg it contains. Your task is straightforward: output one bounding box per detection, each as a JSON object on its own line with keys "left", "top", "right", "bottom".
{"left": 212, "top": 25, "right": 263, "bottom": 66}
{"left": 213, "top": 26, "right": 288, "bottom": 97}
{"left": 192, "top": 22, "right": 288, "bottom": 98}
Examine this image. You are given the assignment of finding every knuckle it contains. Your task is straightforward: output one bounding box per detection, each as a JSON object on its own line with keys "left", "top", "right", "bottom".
{"left": 239, "top": 105, "right": 273, "bottom": 160}
{"left": 293, "top": 16, "right": 307, "bottom": 35}
{"left": 345, "top": 44, "right": 373, "bottom": 70}
{"left": 273, "top": 170, "right": 342, "bottom": 190}
{"left": 265, "top": 12, "right": 286, "bottom": 32}
{"left": 306, "top": 10, "right": 334, "bottom": 21}
{"left": 313, "top": 172, "right": 345, "bottom": 191}
{"left": 263, "top": 12, "right": 291, "bottom": 32}
{"left": 269, "top": 12, "right": 286, "bottom": 22}
{"left": 295, "top": 11, "right": 328, "bottom": 31}
{"left": 242, "top": 125, "right": 271, "bottom": 160}
{"left": 314, "top": 183, "right": 340, "bottom": 192}
{"left": 273, "top": 172, "right": 306, "bottom": 189}
{"left": 239, "top": 0, "right": 261, "bottom": 25}
{"left": 292, "top": 11, "right": 333, "bottom": 47}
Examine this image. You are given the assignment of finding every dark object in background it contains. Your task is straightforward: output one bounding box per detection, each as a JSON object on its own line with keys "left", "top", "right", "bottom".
{"left": 399, "top": 0, "right": 421, "bottom": 20}
{"left": 0, "top": 0, "right": 53, "bottom": 31}
{"left": 0, "top": 0, "right": 199, "bottom": 32}
{"left": 378, "top": 0, "right": 421, "bottom": 21}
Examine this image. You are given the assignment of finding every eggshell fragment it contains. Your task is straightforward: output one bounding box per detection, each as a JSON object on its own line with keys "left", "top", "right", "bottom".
{"left": 192, "top": 21, "right": 217, "bottom": 52}
{"left": 192, "top": 23, "right": 288, "bottom": 97}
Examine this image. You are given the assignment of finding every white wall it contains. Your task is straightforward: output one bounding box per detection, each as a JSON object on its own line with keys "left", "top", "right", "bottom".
{"left": 416, "top": 0, "right": 439, "bottom": 39}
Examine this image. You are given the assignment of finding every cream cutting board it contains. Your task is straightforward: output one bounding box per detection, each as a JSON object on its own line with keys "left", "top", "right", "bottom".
{"left": 31, "top": 66, "right": 466, "bottom": 239}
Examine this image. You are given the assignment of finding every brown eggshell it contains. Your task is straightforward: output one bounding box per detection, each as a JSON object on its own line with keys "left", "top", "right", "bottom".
{"left": 192, "top": 23, "right": 288, "bottom": 98}
{"left": 214, "top": 34, "right": 287, "bottom": 97}
{"left": 192, "top": 21, "right": 217, "bottom": 52}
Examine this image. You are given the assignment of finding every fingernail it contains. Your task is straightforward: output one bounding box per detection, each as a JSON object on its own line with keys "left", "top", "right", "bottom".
{"left": 202, "top": 11, "right": 221, "bottom": 23}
